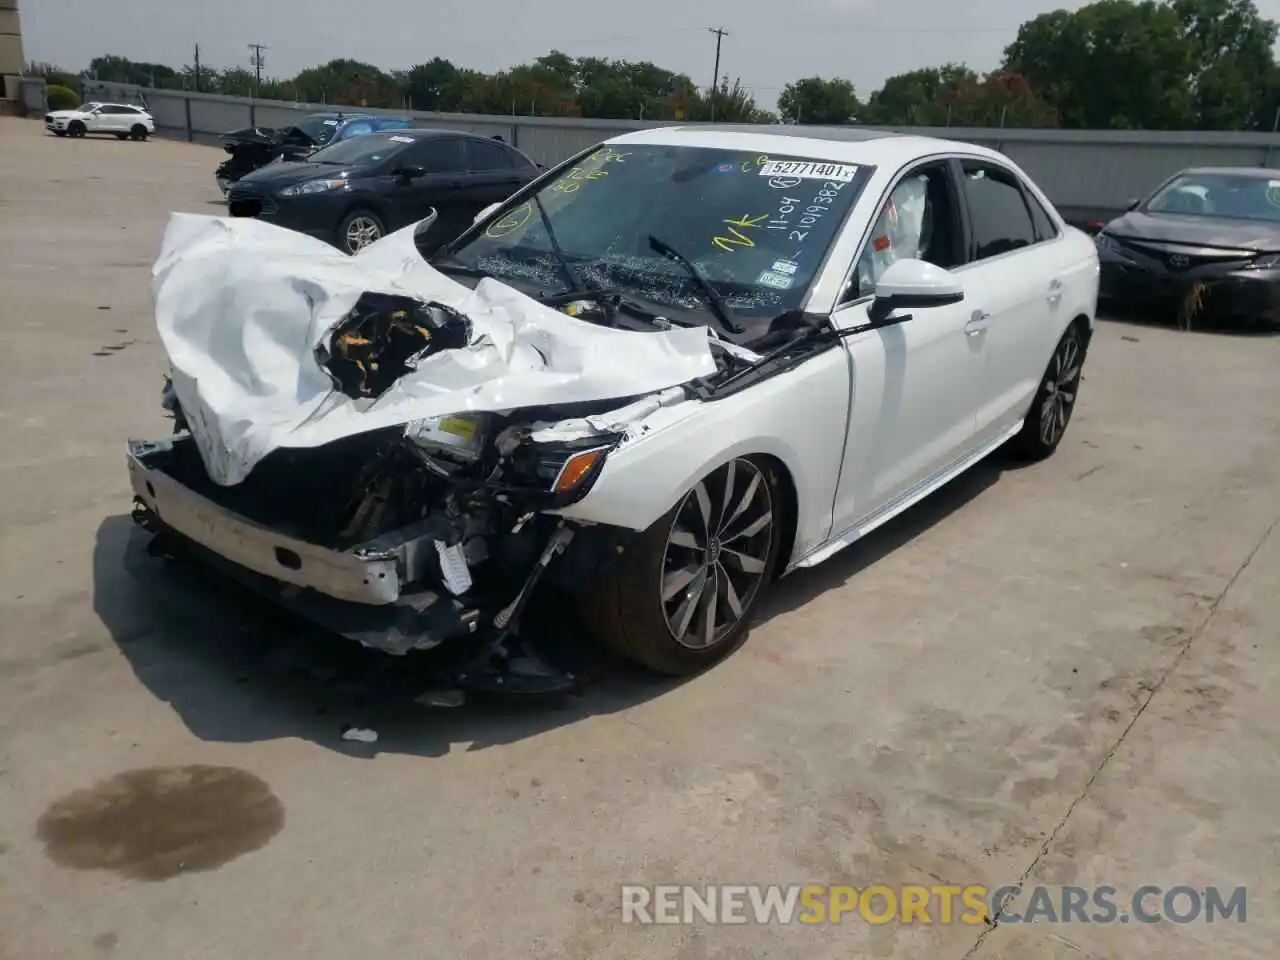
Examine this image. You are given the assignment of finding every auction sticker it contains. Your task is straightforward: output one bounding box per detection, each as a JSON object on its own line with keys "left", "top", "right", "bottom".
{"left": 757, "top": 270, "right": 793, "bottom": 290}
{"left": 759, "top": 160, "right": 857, "bottom": 182}
{"left": 389, "top": 135, "right": 416, "bottom": 143}
{"left": 771, "top": 259, "right": 799, "bottom": 275}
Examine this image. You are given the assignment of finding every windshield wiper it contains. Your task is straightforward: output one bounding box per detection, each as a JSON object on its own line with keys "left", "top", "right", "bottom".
{"left": 647, "top": 234, "right": 744, "bottom": 334}
{"left": 532, "top": 194, "right": 582, "bottom": 295}
{"left": 430, "top": 260, "right": 490, "bottom": 277}
{"left": 540, "top": 287, "right": 692, "bottom": 328}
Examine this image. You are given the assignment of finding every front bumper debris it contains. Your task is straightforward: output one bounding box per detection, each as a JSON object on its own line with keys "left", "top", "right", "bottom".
{"left": 1098, "top": 255, "right": 1280, "bottom": 328}
{"left": 127, "top": 438, "right": 579, "bottom": 695}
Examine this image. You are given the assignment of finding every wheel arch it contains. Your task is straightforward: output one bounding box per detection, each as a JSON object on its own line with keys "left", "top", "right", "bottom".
{"left": 558, "top": 434, "right": 813, "bottom": 569}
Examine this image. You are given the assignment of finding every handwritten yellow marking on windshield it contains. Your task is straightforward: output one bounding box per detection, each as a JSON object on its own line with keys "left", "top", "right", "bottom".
{"left": 713, "top": 213, "right": 769, "bottom": 252}
{"left": 550, "top": 148, "right": 631, "bottom": 194}
{"left": 485, "top": 200, "right": 532, "bottom": 238}
{"left": 740, "top": 154, "right": 769, "bottom": 173}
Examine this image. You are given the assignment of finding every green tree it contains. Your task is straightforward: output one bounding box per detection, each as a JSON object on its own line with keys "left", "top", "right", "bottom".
{"left": 1172, "top": 0, "right": 1279, "bottom": 128}
{"left": 863, "top": 64, "right": 977, "bottom": 125}
{"left": 84, "top": 54, "right": 179, "bottom": 87}
{"left": 289, "top": 59, "right": 399, "bottom": 107}
{"left": 404, "top": 57, "right": 467, "bottom": 111}
{"left": 777, "top": 77, "right": 859, "bottom": 124}
{"left": 997, "top": 0, "right": 1279, "bottom": 129}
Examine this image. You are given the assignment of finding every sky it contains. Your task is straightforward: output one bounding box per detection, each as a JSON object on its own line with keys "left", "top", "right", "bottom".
{"left": 20, "top": 0, "right": 1280, "bottom": 111}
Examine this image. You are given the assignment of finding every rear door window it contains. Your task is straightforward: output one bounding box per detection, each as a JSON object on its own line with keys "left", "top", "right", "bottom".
{"left": 960, "top": 162, "right": 1039, "bottom": 261}
{"left": 399, "top": 138, "right": 464, "bottom": 174}
{"left": 466, "top": 139, "right": 515, "bottom": 171}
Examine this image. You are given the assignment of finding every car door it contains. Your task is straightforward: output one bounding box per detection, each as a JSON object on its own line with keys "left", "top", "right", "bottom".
{"left": 105, "top": 105, "right": 133, "bottom": 133}
{"left": 462, "top": 138, "right": 535, "bottom": 209}
{"left": 382, "top": 136, "right": 469, "bottom": 236}
{"left": 827, "top": 159, "right": 985, "bottom": 533}
{"left": 82, "top": 105, "right": 108, "bottom": 132}
{"left": 953, "top": 159, "right": 1065, "bottom": 447}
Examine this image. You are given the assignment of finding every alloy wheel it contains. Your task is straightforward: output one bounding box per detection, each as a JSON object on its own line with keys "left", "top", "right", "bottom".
{"left": 344, "top": 216, "right": 382, "bottom": 253}
{"left": 660, "top": 458, "right": 774, "bottom": 650}
{"left": 1039, "top": 332, "right": 1082, "bottom": 446}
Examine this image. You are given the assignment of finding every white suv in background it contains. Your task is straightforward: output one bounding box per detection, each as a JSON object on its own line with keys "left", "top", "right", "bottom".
{"left": 45, "top": 102, "right": 156, "bottom": 141}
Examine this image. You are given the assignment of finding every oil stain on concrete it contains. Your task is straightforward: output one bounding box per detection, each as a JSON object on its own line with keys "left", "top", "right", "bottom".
{"left": 36, "top": 765, "right": 284, "bottom": 881}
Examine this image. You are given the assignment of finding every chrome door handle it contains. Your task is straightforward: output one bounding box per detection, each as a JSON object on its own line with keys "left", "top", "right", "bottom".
{"left": 965, "top": 310, "right": 992, "bottom": 335}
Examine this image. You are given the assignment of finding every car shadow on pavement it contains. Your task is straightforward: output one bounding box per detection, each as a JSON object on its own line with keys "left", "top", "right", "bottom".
{"left": 92, "top": 454, "right": 1013, "bottom": 758}
{"left": 93, "top": 515, "right": 681, "bottom": 759}
{"left": 754, "top": 454, "right": 1007, "bottom": 627}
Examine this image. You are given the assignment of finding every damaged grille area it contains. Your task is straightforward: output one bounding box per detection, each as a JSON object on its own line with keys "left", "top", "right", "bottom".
{"left": 317, "top": 293, "right": 471, "bottom": 399}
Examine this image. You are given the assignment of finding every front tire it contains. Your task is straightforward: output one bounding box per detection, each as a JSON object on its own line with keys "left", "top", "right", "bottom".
{"left": 337, "top": 208, "right": 384, "bottom": 254}
{"left": 68, "top": 120, "right": 86, "bottom": 138}
{"left": 1007, "top": 323, "right": 1086, "bottom": 461}
{"left": 584, "top": 456, "right": 784, "bottom": 675}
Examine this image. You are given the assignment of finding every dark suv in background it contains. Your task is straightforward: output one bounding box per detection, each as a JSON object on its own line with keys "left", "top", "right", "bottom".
{"left": 227, "top": 128, "right": 541, "bottom": 253}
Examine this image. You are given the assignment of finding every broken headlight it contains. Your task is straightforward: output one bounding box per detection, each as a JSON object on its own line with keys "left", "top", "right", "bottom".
{"left": 513, "top": 435, "right": 622, "bottom": 498}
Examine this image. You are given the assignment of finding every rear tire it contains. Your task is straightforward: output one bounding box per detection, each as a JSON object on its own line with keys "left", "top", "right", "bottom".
{"left": 130, "top": 124, "right": 148, "bottom": 141}
{"left": 1007, "top": 322, "right": 1087, "bottom": 462}
{"left": 337, "top": 208, "right": 385, "bottom": 254}
{"left": 582, "top": 456, "right": 784, "bottom": 676}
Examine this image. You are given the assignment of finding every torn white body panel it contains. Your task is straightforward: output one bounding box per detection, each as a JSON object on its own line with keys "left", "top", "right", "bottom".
{"left": 152, "top": 213, "right": 717, "bottom": 486}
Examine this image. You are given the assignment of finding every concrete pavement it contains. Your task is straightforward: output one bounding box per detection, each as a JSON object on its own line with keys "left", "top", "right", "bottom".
{"left": 0, "top": 117, "right": 1276, "bottom": 959}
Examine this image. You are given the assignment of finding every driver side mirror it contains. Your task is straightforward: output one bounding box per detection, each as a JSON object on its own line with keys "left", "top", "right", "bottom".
{"left": 1124, "top": 197, "right": 1140, "bottom": 211}
{"left": 393, "top": 165, "right": 426, "bottom": 181}
{"left": 866, "top": 259, "right": 964, "bottom": 327}
{"left": 473, "top": 201, "right": 501, "bottom": 225}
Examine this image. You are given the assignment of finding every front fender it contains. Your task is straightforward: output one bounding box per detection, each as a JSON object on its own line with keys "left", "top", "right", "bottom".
{"left": 555, "top": 343, "right": 852, "bottom": 566}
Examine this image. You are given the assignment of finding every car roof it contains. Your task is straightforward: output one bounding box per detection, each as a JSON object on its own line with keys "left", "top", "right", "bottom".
{"left": 607, "top": 124, "right": 1009, "bottom": 168}
{"left": 359, "top": 127, "right": 508, "bottom": 142}
{"left": 1179, "top": 166, "right": 1280, "bottom": 179}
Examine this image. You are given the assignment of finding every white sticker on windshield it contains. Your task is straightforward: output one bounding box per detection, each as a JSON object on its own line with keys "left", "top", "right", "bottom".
{"left": 771, "top": 259, "right": 798, "bottom": 275}
{"left": 760, "top": 160, "right": 857, "bottom": 182}
{"left": 389, "top": 135, "right": 415, "bottom": 143}
{"left": 322, "top": 120, "right": 339, "bottom": 125}
{"left": 757, "top": 270, "right": 793, "bottom": 290}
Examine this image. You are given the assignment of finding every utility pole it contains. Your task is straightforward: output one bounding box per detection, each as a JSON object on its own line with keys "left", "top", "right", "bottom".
{"left": 193, "top": 43, "right": 201, "bottom": 93}
{"left": 707, "top": 27, "right": 727, "bottom": 122}
{"left": 248, "top": 43, "right": 267, "bottom": 98}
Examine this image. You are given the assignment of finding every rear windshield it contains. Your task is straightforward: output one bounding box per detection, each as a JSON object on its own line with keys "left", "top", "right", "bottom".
{"left": 289, "top": 116, "right": 342, "bottom": 146}
{"left": 437, "top": 143, "right": 873, "bottom": 325}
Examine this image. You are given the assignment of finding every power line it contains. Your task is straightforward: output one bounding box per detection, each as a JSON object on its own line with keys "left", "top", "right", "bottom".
{"left": 248, "top": 43, "right": 267, "bottom": 97}
{"left": 707, "top": 26, "right": 728, "bottom": 122}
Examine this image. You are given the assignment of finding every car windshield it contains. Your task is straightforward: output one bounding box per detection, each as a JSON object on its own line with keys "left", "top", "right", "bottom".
{"left": 289, "top": 116, "right": 343, "bottom": 146}
{"left": 308, "top": 134, "right": 412, "bottom": 166}
{"left": 433, "top": 143, "right": 873, "bottom": 328}
{"left": 1145, "top": 172, "right": 1280, "bottom": 223}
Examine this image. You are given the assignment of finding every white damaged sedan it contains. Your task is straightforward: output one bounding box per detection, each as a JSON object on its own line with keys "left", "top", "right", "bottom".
{"left": 128, "top": 125, "right": 1099, "bottom": 690}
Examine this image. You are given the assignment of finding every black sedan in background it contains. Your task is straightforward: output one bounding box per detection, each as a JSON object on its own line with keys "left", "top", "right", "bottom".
{"left": 1096, "top": 166, "right": 1280, "bottom": 328}
{"left": 227, "top": 128, "right": 540, "bottom": 253}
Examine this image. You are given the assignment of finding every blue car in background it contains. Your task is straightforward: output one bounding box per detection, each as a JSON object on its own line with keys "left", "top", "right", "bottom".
{"left": 215, "top": 112, "right": 411, "bottom": 194}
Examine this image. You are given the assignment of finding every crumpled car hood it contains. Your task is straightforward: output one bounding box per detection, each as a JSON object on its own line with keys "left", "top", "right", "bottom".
{"left": 152, "top": 213, "right": 717, "bottom": 486}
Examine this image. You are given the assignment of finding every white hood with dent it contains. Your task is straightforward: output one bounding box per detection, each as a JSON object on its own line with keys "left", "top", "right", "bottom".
{"left": 152, "top": 213, "right": 716, "bottom": 486}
